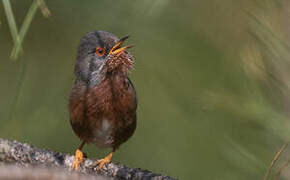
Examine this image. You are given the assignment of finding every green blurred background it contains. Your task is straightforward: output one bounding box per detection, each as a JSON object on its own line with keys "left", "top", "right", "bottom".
{"left": 1, "top": 0, "right": 290, "bottom": 179}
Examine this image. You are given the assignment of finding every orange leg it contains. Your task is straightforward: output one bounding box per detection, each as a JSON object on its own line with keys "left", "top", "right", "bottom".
{"left": 72, "top": 141, "right": 85, "bottom": 170}
{"left": 94, "top": 151, "right": 114, "bottom": 170}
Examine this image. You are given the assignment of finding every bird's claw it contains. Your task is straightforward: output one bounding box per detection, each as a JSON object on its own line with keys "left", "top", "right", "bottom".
{"left": 94, "top": 155, "right": 112, "bottom": 170}
{"left": 72, "top": 149, "right": 83, "bottom": 170}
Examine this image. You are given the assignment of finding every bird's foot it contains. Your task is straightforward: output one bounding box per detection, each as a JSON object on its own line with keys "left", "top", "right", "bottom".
{"left": 94, "top": 152, "right": 114, "bottom": 170}
{"left": 72, "top": 149, "right": 84, "bottom": 170}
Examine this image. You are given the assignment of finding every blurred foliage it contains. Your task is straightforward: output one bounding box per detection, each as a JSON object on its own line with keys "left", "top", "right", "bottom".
{"left": 1, "top": 0, "right": 290, "bottom": 179}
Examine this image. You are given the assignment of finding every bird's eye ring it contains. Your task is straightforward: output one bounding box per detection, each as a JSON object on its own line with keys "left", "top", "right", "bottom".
{"left": 95, "top": 47, "right": 106, "bottom": 57}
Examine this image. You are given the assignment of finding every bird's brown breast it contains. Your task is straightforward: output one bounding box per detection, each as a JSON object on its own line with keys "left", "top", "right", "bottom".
{"left": 69, "top": 73, "right": 137, "bottom": 149}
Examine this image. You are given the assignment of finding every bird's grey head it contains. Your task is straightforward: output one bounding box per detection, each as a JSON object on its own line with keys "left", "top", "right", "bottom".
{"left": 75, "top": 30, "right": 133, "bottom": 86}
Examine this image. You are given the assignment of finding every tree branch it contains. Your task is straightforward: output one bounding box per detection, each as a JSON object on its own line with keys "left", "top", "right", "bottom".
{"left": 0, "top": 138, "right": 176, "bottom": 180}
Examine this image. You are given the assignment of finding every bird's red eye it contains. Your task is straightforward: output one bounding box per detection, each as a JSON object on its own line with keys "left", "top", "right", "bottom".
{"left": 96, "top": 47, "right": 106, "bottom": 57}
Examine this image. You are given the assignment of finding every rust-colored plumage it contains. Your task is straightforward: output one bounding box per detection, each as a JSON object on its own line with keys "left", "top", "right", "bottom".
{"left": 69, "top": 31, "right": 137, "bottom": 170}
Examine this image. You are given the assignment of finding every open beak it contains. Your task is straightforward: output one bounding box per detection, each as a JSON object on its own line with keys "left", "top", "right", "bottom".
{"left": 109, "top": 35, "right": 134, "bottom": 55}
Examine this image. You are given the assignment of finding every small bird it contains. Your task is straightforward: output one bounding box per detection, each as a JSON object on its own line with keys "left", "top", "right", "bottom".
{"left": 69, "top": 31, "right": 137, "bottom": 170}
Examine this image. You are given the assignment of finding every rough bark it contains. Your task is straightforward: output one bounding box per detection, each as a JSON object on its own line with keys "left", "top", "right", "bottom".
{"left": 0, "top": 138, "right": 176, "bottom": 180}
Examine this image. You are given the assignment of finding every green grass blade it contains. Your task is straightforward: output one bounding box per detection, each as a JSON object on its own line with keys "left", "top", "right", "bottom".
{"left": 2, "top": 0, "right": 22, "bottom": 55}
{"left": 10, "top": 0, "right": 39, "bottom": 60}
